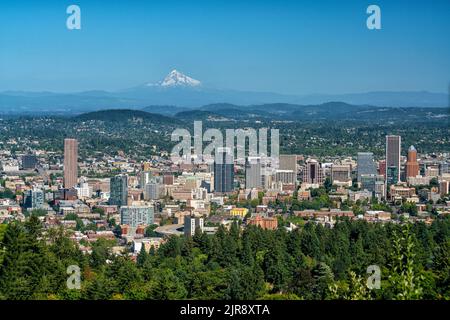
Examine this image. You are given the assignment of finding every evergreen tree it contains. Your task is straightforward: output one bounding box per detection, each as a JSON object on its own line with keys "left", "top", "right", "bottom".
{"left": 388, "top": 225, "right": 424, "bottom": 299}
{"left": 137, "top": 245, "right": 149, "bottom": 267}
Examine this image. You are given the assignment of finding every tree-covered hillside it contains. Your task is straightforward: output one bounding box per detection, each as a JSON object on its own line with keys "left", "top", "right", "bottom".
{"left": 0, "top": 215, "right": 448, "bottom": 300}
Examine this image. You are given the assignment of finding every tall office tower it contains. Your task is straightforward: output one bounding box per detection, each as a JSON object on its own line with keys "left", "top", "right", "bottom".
{"left": 139, "top": 171, "right": 152, "bottom": 187}
{"left": 406, "top": 145, "right": 419, "bottom": 178}
{"left": 63, "top": 138, "right": 78, "bottom": 189}
{"left": 21, "top": 154, "right": 38, "bottom": 169}
{"left": 360, "top": 174, "right": 384, "bottom": 191}
{"left": 109, "top": 174, "right": 128, "bottom": 206}
{"left": 214, "top": 148, "right": 234, "bottom": 193}
{"left": 245, "top": 157, "right": 262, "bottom": 189}
{"left": 24, "top": 188, "right": 45, "bottom": 209}
{"left": 120, "top": 206, "right": 154, "bottom": 228}
{"left": 357, "top": 152, "right": 377, "bottom": 182}
{"left": 279, "top": 154, "right": 298, "bottom": 184}
{"left": 386, "top": 135, "right": 401, "bottom": 186}
{"left": 303, "top": 159, "right": 324, "bottom": 185}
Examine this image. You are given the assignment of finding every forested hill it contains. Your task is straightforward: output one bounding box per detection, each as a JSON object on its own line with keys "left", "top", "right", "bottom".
{"left": 75, "top": 109, "right": 181, "bottom": 125}
{"left": 0, "top": 216, "right": 448, "bottom": 299}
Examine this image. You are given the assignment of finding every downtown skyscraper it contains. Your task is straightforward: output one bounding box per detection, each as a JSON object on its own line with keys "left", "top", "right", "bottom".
{"left": 63, "top": 138, "right": 78, "bottom": 189}
{"left": 24, "top": 188, "right": 45, "bottom": 209}
{"left": 303, "top": 159, "right": 324, "bottom": 185}
{"left": 110, "top": 174, "right": 128, "bottom": 206}
{"left": 385, "top": 135, "right": 401, "bottom": 186}
{"left": 214, "top": 147, "right": 234, "bottom": 193}
{"left": 245, "top": 157, "right": 262, "bottom": 189}
{"left": 406, "top": 145, "right": 420, "bottom": 178}
{"left": 357, "top": 152, "right": 377, "bottom": 182}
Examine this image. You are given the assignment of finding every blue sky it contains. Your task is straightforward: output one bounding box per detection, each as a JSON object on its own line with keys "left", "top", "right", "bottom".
{"left": 0, "top": 0, "right": 449, "bottom": 94}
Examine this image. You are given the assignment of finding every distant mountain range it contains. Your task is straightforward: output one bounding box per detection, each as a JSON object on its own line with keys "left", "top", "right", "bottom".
{"left": 0, "top": 70, "right": 448, "bottom": 115}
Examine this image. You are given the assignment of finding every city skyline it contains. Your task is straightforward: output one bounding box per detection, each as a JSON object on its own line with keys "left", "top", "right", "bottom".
{"left": 1, "top": 114, "right": 449, "bottom": 303}
{"left": 0, "top": 0, "right": 449, "bottom": 306}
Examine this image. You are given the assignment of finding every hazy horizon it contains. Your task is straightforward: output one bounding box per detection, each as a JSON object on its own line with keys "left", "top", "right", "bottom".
{"left": 1, "top": 68, "right": 448, "bottom": 96}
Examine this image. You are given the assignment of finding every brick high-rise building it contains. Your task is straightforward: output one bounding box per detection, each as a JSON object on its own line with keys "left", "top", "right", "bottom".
{"left": 406, "top": 145, "right": 419, "bottom": 178}
{"left": 386, "top": 135, "right": 401, "bottom": 186}
{"left": 63, "top": 138, "right": 78, "bottom": 189}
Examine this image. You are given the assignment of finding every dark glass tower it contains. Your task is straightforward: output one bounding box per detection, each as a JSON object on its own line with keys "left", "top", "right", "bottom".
{"left": 214, "top": 148, "right": 234, "bottom": 193}
{"left": 109, "top": 174, "right": 128, "bottom": 206}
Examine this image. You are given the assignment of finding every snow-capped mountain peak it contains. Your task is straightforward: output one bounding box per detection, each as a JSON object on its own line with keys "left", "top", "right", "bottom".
{"left": 147, "top": 69, "right": 201, "bottom": 87}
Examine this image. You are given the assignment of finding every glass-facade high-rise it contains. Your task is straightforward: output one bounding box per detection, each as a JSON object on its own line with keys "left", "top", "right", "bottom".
{"left": 245, "top": 157, "right": 262, "bottom": 189}
{"left": 214, "top": 148, "right": 234, "bottom": 193}
{"left": 360, "top": 174, "right": 385, "bottom": 200}
{"left": 120, "top": 206, "right": 154, "bottom": 228}
{"left": 109, "top": 174, "right": 128, "bottom": 206}
{"left": 24, "top": 188, "right": 45, "bottom": 209}
{"left": 386, "top": 166, "right": 399, "bottom": 187}
{"left": 357, "top": 152, "right": 377, "bottom": 182}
